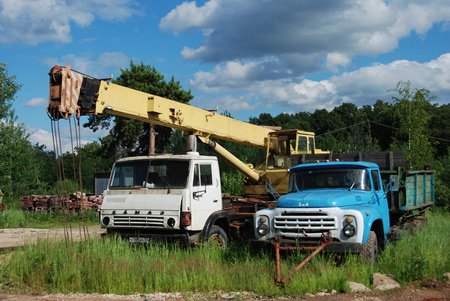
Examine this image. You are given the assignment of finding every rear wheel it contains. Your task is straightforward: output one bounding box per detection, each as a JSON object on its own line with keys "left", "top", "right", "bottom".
{"left": 206, "top": 225, "right": 229, "bottom": 249}
{"left": 361, "top": 230, "right": 378, "bottom": 264}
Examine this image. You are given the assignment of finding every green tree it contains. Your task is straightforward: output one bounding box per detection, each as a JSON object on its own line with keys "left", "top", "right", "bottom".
{"left": 0, "top": 64, "right": 19, "bottom": 120}
{"left": 58, "top": 141, "right": 116, "bottom": 193}
{"left": 249, "top": 113, "right": 275, "bottom": 126}
{"left": 32, "top": 144, "right": 57, "bottom": 190}
{"left": 311, "top": 108, "right": 347, "bottom": 152}
{"left": 434, "top": 148, "right": 450, "bottom": 208}
{"left": 0, "top": 64, "right": 44, "bottom": 197}
{"left": 370, "top": 100, "right": 396, "bottom": 150}
{"left": 428, "top": 103, "right": 450, "bottom": 157}
{"left": 390, "top": 81, "right": 434, "bottom": 169}
{"left": 85, "top": 62, "right": 193, "bottom": 157}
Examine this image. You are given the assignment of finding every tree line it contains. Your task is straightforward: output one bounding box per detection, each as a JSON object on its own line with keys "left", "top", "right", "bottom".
{"left": 0, "top": 62, "right": 449, "bottom": 207}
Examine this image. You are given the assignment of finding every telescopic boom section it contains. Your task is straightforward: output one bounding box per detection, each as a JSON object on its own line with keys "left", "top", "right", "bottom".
{"left": 48, "top": 65, "right": 272, "bottom": 148}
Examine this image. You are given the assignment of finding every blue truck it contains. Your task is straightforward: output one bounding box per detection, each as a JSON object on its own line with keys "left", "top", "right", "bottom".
{"left": 254, "top": 156, "right": 435, "bottom": 263}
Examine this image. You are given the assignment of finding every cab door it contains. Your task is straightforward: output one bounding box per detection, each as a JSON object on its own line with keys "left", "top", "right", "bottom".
{"left": 371, "top": 169, "right": 390, "bottom": 235}
{"left": 190, "top": 161, "right": 222, "bottom": 230}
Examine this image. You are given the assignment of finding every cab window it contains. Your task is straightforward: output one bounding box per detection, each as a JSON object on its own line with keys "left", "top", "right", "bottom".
{"left": 297, "top": 136, "right": 307, "bottom": 152}
{"left": 193, "top": 164, "right": 212, "bottom": 186}
{"left": 371, "top": 170, "right": 381, "bottom": 191}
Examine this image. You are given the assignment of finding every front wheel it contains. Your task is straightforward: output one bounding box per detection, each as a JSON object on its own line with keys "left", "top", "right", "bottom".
{"left": 360, "top": 230, "right": 378, "bottom": 264}
{"left": 206, "top": 225, "right": 229, "bottom": 249}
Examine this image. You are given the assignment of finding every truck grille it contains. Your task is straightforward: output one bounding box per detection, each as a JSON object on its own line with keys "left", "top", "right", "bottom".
{"left": 113, "top": 215, "right": 165, "bottom": 228}
{"left": 274, "top": 211, "right": 337, "bottom": 235}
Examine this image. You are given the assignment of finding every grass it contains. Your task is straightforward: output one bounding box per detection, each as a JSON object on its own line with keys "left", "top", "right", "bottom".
{"left": 0, "top": 209, "right": 98, "bottom": 228}
{"left": 376, "top": 209, "right": 450, "bottom": 282}
{"left": 0, "top": 236, "right": 369, "bottom": 296}
{"left": 0, "top": 210, "right": 448, "bottom": 296}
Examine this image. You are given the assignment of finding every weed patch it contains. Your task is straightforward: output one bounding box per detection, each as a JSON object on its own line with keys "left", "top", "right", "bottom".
{"left": 1, "top": 210, "right": 448, "bottom": 296}
{"left": 376, "top": 210, "right": 450, "bottom": 283}
{"left": 0, "top": 209, "right": 98, "bottom": 228}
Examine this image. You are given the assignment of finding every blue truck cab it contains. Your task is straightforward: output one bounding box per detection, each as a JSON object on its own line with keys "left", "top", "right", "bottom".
{"left": 255, "top": 161, "right": 391, "bottom": 261}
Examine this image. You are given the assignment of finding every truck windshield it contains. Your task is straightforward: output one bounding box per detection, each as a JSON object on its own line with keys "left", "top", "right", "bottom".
{"left": 289, "top": 168, "right": 371, "bottom": 192}
{"left": 110, "top": 159, "right": 189, "bottom": 189}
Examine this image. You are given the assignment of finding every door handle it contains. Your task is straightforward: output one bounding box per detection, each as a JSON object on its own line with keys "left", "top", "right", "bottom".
{"left": 213, "top": 199, "right": 218, "bottom": 203}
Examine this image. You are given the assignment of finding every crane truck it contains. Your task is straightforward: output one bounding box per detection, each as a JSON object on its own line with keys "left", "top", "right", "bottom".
{"left": 47, "top": 65, "right": 327, "bottom": 246}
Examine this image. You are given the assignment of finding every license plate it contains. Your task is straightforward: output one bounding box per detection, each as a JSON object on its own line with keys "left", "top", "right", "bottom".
{"left": 129, "top": 237, "right": 150, "bottom": 243}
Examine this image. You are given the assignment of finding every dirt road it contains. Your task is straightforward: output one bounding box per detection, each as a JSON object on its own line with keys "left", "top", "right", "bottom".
{"left": 0, "top": 282, "right": 449, "bottom": 301}
{"left": 0, "top": 226, "right": 105, "bottom": 249}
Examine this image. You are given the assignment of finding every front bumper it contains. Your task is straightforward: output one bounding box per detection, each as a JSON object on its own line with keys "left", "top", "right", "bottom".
{"left": 252, "top": 238, "right": 363, "bottom": 253}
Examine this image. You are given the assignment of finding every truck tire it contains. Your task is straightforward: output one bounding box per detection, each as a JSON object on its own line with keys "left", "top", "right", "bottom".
{"left": 361, "top": 230, "right": 378, "bottom": 264}
{"left": 206, "top": 225, "right": 229, "bottom": 249}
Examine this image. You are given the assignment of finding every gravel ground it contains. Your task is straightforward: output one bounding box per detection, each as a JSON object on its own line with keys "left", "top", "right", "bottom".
{"left": 0, "top": 283, "right": 449, "bottom": 301}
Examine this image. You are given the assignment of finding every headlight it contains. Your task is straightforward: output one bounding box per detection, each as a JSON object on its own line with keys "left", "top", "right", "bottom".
{"left": 167, "top": 218, "right": 176, "bottom": 228}
{"left": 257, "top": 224, "right": 269, "bottom": 236}
{"left": 102, "top": 216, "right": 110, "bottom": 226}
{"left": 258, "top": 215, "right": 268, "bottom": 225}
{"left": 256, "top": 215, "right": 270, "bottom": 236}
{"left": 343, "top": 224, "right": 356, "bottom": 237}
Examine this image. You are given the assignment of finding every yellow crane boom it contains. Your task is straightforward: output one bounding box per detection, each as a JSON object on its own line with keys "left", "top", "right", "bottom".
{"left": 48, "top": 65, "right": 272, "bottom": 148}
{"left": 48, "top": 65, "right": 327, "bottom": 198}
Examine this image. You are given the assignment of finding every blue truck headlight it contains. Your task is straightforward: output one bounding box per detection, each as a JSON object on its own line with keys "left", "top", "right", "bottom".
{"left": 256, "top": 215, "right": 270, "bottom": 236}
{"left": 257, "top": 224, "right": 269, "bottom": 236}
{"left": 258, "top": 215, "right": 268, "bottom": 225}
{"left": 343, "top": 224, "right": 356, "bottom": 237}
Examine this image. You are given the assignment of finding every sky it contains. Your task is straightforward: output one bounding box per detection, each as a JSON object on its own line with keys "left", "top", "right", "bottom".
{"left": 1, "top": 0, "right": 450, "bottom": 152}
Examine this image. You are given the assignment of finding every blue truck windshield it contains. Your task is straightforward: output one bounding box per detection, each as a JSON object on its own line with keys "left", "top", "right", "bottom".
{"left": 110, "top": 160, "right": 189, "bottom": 189}
{"left": 289, "top": 168, "right": 371, "bottom": 192}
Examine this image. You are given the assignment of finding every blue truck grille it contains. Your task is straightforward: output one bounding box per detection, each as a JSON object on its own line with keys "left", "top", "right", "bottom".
{"left": 274, "top": 212, "right": 337, "bottom": 235}
{"left": 113, "top": 215, "right": 164, "bottom": 227}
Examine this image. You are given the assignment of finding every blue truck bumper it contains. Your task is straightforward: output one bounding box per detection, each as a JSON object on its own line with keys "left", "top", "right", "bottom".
{"left": 252, "top": 239, "right": 363, "bottom": 253}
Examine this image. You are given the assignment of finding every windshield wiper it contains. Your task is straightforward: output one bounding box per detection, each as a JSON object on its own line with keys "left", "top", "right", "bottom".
{"left": 349, "top": 180, "right": 356, "bottom": 191}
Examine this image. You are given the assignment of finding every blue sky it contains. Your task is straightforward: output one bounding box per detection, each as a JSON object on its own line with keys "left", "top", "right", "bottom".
{"left": 1, "top": 0, "right": 449, "bottom": 152}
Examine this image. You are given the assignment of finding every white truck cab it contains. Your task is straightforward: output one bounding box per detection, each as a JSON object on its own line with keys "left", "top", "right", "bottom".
{"left": 100, "top": 152, "right": 229, "bottom": 246}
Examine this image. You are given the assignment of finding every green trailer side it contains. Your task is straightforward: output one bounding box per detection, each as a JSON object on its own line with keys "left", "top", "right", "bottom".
{"left": 383, "top": 169, "right": 435, "bottom": 213}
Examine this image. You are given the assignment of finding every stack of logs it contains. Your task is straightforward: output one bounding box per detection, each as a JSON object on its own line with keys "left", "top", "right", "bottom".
{"left": 20, "top": 192, "right": 103, "bottom": 212}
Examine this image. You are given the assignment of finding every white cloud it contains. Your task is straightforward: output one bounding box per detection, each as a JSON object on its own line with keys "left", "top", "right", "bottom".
{"left": 291, "top": 54, "right": 450, "bottom": 109}
{"left": 25, "top": 97, "right": 47, "bottom": 108}
{"left": 326, "top": 52, "right": 351, "bottom": 70}
{"left": 97, "top": 52, "right": 129, "bottom": 70}
{"left": 27, "top": 128, "right": 55, "bottom": 150}
{"left": 162, "top": 0, "right": 450, "bottom": 79}
{"left": 190, "top": 60, "right": 259, "bottom": 92}
{"left": 159, "top": 0, "right": 219, "bottom": 33}
{"left": 0, "top": 0, "right": 137, "bottom": 44}
{"left": 191, "top": 54, "right": 450, "bottom": 113}
{"left": 44, "top": 52, "right": 129, "bottom": 78}
{"left": 218, "top": 96, "right": 254, "bottom": 111}
{"left": 27, "top": 123, "right": 108, "bottom": 153}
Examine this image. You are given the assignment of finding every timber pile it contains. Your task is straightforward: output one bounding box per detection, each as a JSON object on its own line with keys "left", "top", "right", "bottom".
{"left": 20, "top": 192, "right": 102, "bottom": 212}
